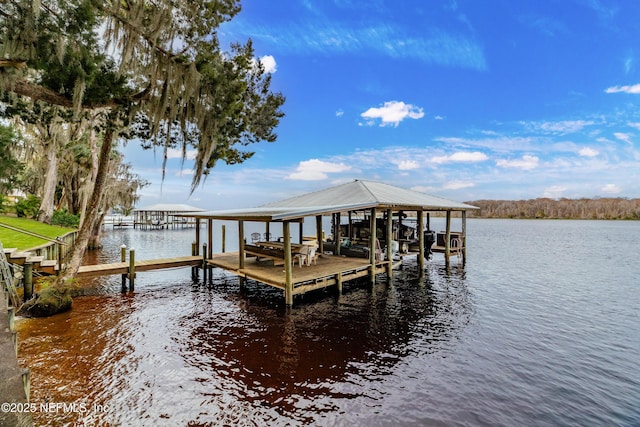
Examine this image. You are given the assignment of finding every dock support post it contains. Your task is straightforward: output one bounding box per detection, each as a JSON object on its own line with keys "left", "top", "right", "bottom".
{"left": 386, "top": 209, "right": 393, "bottom": 278}
{"left": 128, "top": 248, "right": 135, "bottom": 291}
{"left": 23, "top": 262, "right": 33, "bottom": 300}
{"left": 195, "top": 219, "right": 201, "bottom": 255}
{"left": 461, "top": 210, "right": 467, "bottom": 266}
{"left": 369, "top": 208, "right": 377, "bottom": 287}
{"left": 222, "top": 225, "right": 226, "bottom": 253}
{"left": 315, "top": 215, "right": 323, "bottom": 254}
{"left": 418, "top": 210, "right": 425, "bottom": 271}
{"left": 120, "top": 244, "right": 127, "bottom": 291}
{"left": 238, "top": 221, "right": 245, "bottom": 287}
{"left": 299, "top": 222, "right": 303, "bottom": 244}
{"left": 284, "top": 221, "right": 293, "bottom": 306}
{"left": 335, "top": 213, "right": 341, "bottom": 256}
{"left": 56, "top": 240, "right": 62, "bottom": 275}
{"left": 203, "top": 243, "right": 208, "bottom": 283}
{"left": 336, "top": 273, "right": 343, "bottom": 295}
{"left": 207, "top": 219, "right": 213, "bottom": 259}
{"left": 445, "top": 211, "right": 451, "bottom": 266}
{"left": 22, "top": 368, "right": 30, "bottom": 403}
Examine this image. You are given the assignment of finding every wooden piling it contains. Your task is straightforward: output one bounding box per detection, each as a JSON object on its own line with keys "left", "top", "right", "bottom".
{"left": 386, "top": 208, "right": 393, "bottom": 277}
{"left": 203, "top": 243, "right": 208, "bottom": 282}
{"left": 23, "top": 262, "right": 33, "bottom": 300}
{"left": 315, "top": 215, "right": 323, "bottom": 254}
{"left": 22, "top": 368, "right": 30, "bottom": 403}
{"left": 284, "top": 221, "right": 293, "bottom": 306}
{"left": 56, "top": 240, "right": 62, "bottom": 275}
{"left": 121, "top": 244, "right": 127, "bottom": 291}
{"left": 238, "top": 221, "right": 245, "bottom": 287}
{"left": 335, "top": 212, "right": 341, "bottom": 256}
{"left": 207, "top": 219, "right": 213, "bottom": 259}
{"left": 418, "top": 210, "right": 425, "bottom": 271}
{"left": 128, "top": 248, "right": 135, "bottom": 291}
{"left": 369, "top": 208, "right": 376, "bottom": 286}
{"left": 462, "top": 210, "right": 467, "bottom": 265}
{"left": 195, "top": 219, "right": 201, "bottom": 255}
{"left": 222, "top": 225, "right": 226, "bottom": 253}
{"left": 445, "top": 211, "right": 452, "bottom": 266}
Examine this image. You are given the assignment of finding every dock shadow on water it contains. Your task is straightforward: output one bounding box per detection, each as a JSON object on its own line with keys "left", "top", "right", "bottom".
{"left": 16, "top": 255, "right": 472, "bottom": 426}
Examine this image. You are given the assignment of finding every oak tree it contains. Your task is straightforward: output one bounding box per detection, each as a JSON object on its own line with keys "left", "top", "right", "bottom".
{"left": 0, "top": 0, "right": 285, "bottom": 282}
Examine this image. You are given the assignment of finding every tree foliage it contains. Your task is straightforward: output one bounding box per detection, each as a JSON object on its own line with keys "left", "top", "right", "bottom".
{"left": 467, "top": 198, "right": 640, "bottom": 220}
{"left": 0, "top": 124, "right": 24, "bottom": 191}
{"left": 1, "top": 0, "right": 285, "bottom": 187}
{"left": 0, "top": 0, "right": 285, "bottom": 281}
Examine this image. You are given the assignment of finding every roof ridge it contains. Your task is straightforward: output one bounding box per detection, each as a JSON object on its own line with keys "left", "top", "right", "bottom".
{"left": 357, "top": 180, "right": 380, "bottom": 202}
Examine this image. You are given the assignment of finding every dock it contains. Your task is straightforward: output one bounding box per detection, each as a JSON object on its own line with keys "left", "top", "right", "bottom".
{"left": 181, "top": 180, "right": 477, "bottom": 306}
{"left": 209, "top": 252, "right": 393, "bottom": 295}
{"left": 76, "top": 256, "right": 202, "bottom": 278}
{"left": 1, "top": 245, "right": 32, "bottom": 426}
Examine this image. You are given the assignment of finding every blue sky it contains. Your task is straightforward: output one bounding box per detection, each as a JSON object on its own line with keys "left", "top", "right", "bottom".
{"left": 123, "top": 0, "right": 640, "bottom": 209}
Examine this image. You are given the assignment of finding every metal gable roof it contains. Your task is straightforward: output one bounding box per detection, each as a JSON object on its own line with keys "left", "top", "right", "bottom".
{"left": 187, "top": 180, "right": 477, "bottom": 222}
{"left": 133, "top": 203, "right": 205, "bottom": 212}
{"left": 261, "top": 180, "right": 478, "bottom": 211}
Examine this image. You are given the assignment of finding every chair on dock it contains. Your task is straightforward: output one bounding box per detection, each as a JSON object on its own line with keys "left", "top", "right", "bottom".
{"left": 294, "top": 245, "right": 309, "bottom": 267}
{"left": 251, "top": 232, "right": 261, "bottom": 243}
{"left": 263, "top": 232, "right": 272, "bottom": 241}
{"left": 306, "top": 246, "right": 318, "bottom": 266}
{"left": 294, "top": 245, "right": 318, "bottom": 267}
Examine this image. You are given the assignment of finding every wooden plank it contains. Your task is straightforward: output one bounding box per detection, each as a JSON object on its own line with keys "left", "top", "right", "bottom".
{"left": 76, "top": 256, "right": 202, "bottom": 278}
{"left": 208, "top": 252, "right": 383, "bottom": 294}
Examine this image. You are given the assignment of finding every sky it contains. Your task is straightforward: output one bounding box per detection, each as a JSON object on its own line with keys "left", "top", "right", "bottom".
{"left": 122, "top": 0, "right": 640, "bottom": 210}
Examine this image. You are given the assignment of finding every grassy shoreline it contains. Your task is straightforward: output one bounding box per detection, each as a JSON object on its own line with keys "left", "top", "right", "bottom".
{"left": 0, "top": 215, "right": 76, "bottom": 251}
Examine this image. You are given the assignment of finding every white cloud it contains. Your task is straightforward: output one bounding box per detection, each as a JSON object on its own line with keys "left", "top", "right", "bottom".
{"left": 578, "top": 147, "right": 599, "bottom": 157}
{"left": 443, "top": 181, "right": 475, "bottom": 190}
{"left": 335, "top": 109, "right": 344, "bottom": 117}
{"left": 434, "top": 115, "right": 445, "bottom": 120}
{"left": 259, "top": 55, "right": 277, "bottom": 73}
{"left": 614, "top": 132, "right": 633, "bottom": 144}
{"left": 360, "top": 101, "right": 424, "bottom": 127}
{"left": 526, "top": 120, "right": 594, "bottom": 134}
{"left": 175, "top": 169, "right": 195, "bottom": 176}
{"left": 166, "top": 148, "right": 197, "bottom": 160}
{"left": 239, "top": 22, "right": 487, "bottom": 70}
{"left": 411, "top": 185, "right": 438, "bottom": 194}
{"left": 605, "top": 84, "right": 640, "bottom": 94}
{"left": 435, "top": 135, "right": 536, "bottom": 152}
{"left": 496, "top": 155, "right": 539, "bottom": 170}
{"left": 543, "top": 185, "right": 567, "bottom": 198}
{"left": 601, "top": 183, "right": 622, "bottom": 194}
{"left": 397, "top": 160, "right": 420, "bottom": 170}
{"left": 287, "top": 159, "right": 351, "bottom": 181}
{"left": 432, "top": 151, "right": 489, "bottom": 164}
{"left": 628, "top": 122, "right": 640, "bottom": 130}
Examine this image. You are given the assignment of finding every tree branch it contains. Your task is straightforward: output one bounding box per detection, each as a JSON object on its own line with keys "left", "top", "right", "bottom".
{"left": 10, "top": 78, "right": 117, "bottom": 109}
{"left": 0, "top": 59, "right": 27, "bottom": 69}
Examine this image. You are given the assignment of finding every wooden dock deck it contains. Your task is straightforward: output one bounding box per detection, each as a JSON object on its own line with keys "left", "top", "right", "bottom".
{"left": 77, "top": 256, "right": 202, "bottom": 278}
{"left": 208, "top": 252, "right": 390, "bottom": 295}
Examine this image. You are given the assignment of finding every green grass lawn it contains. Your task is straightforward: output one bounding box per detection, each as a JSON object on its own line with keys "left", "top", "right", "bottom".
{"left": 0, "top": 215, "right": 76, "bottom": 251}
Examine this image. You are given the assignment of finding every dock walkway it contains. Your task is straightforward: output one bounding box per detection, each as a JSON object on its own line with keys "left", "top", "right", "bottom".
{"left": 76, "top": 255, "right": 202, "bottom": 278}
{"left": 1, "top": 289, "right": 32, "bottom": 426}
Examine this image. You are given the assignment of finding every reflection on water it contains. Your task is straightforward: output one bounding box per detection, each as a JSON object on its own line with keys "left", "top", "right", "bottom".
{"left": 15, "top": 220, "right": 640, "bottom": 426}
{"left": 17, "top": 254, "right": 472, "bottom": 426}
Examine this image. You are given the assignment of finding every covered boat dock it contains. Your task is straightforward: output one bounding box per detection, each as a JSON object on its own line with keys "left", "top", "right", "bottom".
{"left": 185, "top": 180, "right": 478, "bottom": 306}
{"left": 132, "top": 203, "right": 204, "bottom": 229}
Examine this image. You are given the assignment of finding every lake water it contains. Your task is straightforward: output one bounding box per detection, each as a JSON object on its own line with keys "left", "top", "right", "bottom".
{"left": 15, "top": 219, "right": 640, "bottom": 426}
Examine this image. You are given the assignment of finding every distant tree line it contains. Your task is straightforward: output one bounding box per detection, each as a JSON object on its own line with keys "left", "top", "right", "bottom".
{"left": 465, "top": 198, "right": 640, "bottom": 220}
